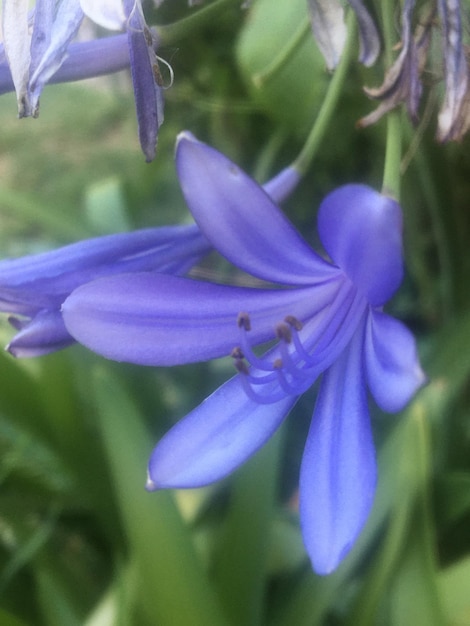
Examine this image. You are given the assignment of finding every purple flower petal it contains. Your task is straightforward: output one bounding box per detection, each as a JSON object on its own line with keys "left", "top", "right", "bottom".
{"left": 176, "top": 132, "right": 339, "bottom": 286}
{"left": 1, "top": 225, "right": 210, "bottom": 356}
{"left": 0, "top": 225, "right": 207, "bottom": 294}
{"left": 317, "top": 184, "right": 403, "bottom": 306}
{"left": 124, "top": 0, "right": 164, "bottom": 162}
{"left": 262, "top": 165, "right": 301, "bottom": 204}
{"left": 147, "top": 374, "right": 296, "bottom": 489}
{"left": 364, "top": 310, "right": 426, "bottom": 412}
{"left": 0, "top": 35, "right": 130, "bottom": 96}
{"left": 6, "top": 309, "right": 73, "bottom": 357}
{"left": 347, "top": 0, "right": 380, "bottom": 67}
{"left": 299, "top": 322, "right": 376, "bottom": 575}
{"left": 62, "top": 274, "right": 338, "bottom": 365}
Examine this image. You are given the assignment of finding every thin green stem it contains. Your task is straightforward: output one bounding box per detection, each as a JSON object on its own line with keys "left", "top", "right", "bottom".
{"left": 156, "top": 0, "right": 240, "bottom": 45}
{"left": 380, "top": 0, "right": 402, "bottom": 198}
{"left": 382, "top": 110, "right": 402, "bottom": 199}
{"left": 293, "top": 12, "right": 356, "bottom": 175}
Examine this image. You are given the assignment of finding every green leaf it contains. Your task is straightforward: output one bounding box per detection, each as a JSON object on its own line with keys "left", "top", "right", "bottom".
{"left": 91, "top": 366, "right": 228, "bottom": 626}
{"left": 236, "top": 0, "right": 328, "bottom": 135}
{"left": 439, "top": 556, "right": 470, "bottom": 625}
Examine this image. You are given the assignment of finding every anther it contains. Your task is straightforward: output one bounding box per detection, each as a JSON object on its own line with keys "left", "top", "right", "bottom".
{"left": 234, "top": 359, "right": 250, "bottom": 375}
{"left": 285, "top": 315, "right": 303, "bottom": 331}
{"left": 237, "top": 312, "right": 251, "bottom": 331}
{"left": 231, "top": 346, "right": 245, "bottom": 360}
{"left": 275, "top": 322, "right": 292, "bottom": 343}
{"left": 273, "top": 358, "right": 283, "bottom": 369}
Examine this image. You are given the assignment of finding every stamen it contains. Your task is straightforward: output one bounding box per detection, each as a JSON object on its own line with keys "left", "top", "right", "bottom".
{"left": 236, "top": 365, "right": 291, "bottom": 404}
{"left": 237, "top": 313, "right": 277, "bottom": 371}
{"left": 233, "top": 358, "right": 250, "bottom": 375}
{"left": 275, "top": 366, "right": 313, "bottom": 396}
{"left": 231, "top": 285, "right": 367, "bottom": 406}
{"left": 230, "top": 346, "right": 244, "bottom": 360}
{"left": 275, "top": 322, "right": 292, "bottom": 343}
{"left": 284, "top": 315, "right": 303, "bottom": 331}
{"left": 237, "top": 311, "right": 251, "bottom": 331}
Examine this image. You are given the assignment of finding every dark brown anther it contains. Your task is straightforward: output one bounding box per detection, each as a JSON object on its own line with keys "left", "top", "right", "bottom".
{"left": 231, "top": 346, "right": 245, "bottom": 360}
{"left": 237, "top": 312, "right": 251, "bottom": 331}
{"left": 285, "top": 315, "right": 303, "bottom": 331}
{"left": 234, "top": 359, "right": 250, "bottom": 375}
{"left": 152, "top": 62, "right": 164, "bottom": 87}
{"left": 273, "top": 358, "right": 283, "bottom": 369}
{"left": 275, "top": 322, "right": 292, "bottom": 343}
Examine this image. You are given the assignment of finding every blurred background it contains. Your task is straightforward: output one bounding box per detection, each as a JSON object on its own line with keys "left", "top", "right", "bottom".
{"left": 1, "top": 1, "right": 470, "bottom": 624}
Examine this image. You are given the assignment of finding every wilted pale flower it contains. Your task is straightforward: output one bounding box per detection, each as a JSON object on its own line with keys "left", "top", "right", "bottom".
{"left": 359, "top": 0, "right": 470, "bottom": 142}
{"left": 0, "top": 0, "right": 164, "bottom": 160}
{"left": 62, "top": 133, "right": 425, "bottom": 574}
{"left": 307, "top": 0, "right": 380, "bottom": 70}
{"left": 359, "top": 0, "right": 429, "bottom": 128}
{"left": 1, "top": 225, "right": 210, "bottom": 357}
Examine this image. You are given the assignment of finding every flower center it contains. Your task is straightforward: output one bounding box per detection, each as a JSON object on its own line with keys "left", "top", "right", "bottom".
{"left": 231, "top": 283, "right": 368, "bottom": 404}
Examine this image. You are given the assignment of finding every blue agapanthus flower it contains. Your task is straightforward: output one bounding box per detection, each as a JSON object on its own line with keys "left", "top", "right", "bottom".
{"left": 0, "top": 225, "right": 210, "bottom": 357}
{"left": 0, "top": 0, "right": 164, "bottom": 160}
{"left": 62, "top": 133, "right": 425, "bottom": 574}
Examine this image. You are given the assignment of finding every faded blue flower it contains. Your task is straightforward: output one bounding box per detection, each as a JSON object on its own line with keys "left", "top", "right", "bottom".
{"left": 0, "top": 0, "right": 164, "bottom": 160}
{"left": 359, "top": 0, "right": 429, "bottom": 128}
{"left": 62, "top": 133, "right": 425, "bottom": 574}
{"left": 1, "top": 225, "right": 210, "bottom": 357}
{"left": 307, "top": 0, "right": 380, "bottom": 70}
{"left": 436, "top": 0, "right": 470, "bottom": 141}
{"left": 359, "top": 0, "right": 470, "bottom": 141}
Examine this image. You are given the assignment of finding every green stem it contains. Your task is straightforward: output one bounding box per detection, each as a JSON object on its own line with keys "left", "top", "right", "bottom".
{"left": 380, "top": 0, "right": 402, "bottom": 198}
{"left": 156, "top": 0, "right": 240, "bottom": 46}
{"left": 293, "top": 12, "right": 356, "bottom": 175}
{"left": 382, "top": 110, "right": 402, "bottom": 199}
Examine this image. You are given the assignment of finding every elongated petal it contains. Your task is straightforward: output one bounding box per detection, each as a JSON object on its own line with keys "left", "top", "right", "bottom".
{"left": 0, "top": 225, "right": 209, "bottom": 317}
{"left": 299, "top": 322, "right": 376, "bottom": 574}
{"left": 347, "top": 0, "right": 380, "bottom": 67}
{"left": 0, "top": 35, "right": 130, "bottom": 96}
{"left": 307, "top": 0, "right": 346, "bottom": 71}
{"left": 124, "top": 0, "right": 164, "bottom": 161}
{"left": 0, "top": 225, "right": 206, "bottom": 285}
{"left": 29, "top": 0, "right": 84, "bottom": 114}
{"left": 262, "top": 165, "right": 301, "bottom": 204}
{"left": 62, "top": 275, "right": 334, "bottom": 365}
{"left": 6, "top": 310, "right": 73, "bottom": 357}
{"left": 30, "top": 0, "right": 55, "bottom": 79}
{"left": 147, "top": 374, "right": 296, "bottom": 489}
{"left": 2, "top": 0, "right": 31, "bottom": 116}
{"left": 176, "top": 132, "right": 339, "bottom": 286}
{"left": 317, "top": 184, "right": 403, "bottom": 306}
{"left": 364, "top": 310, "right": 425, "bottom": 412}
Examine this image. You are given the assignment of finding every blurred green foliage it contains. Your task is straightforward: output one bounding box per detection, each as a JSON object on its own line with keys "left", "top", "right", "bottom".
{"left": 1, "top": 1, "right": 470, "bottom": 625}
